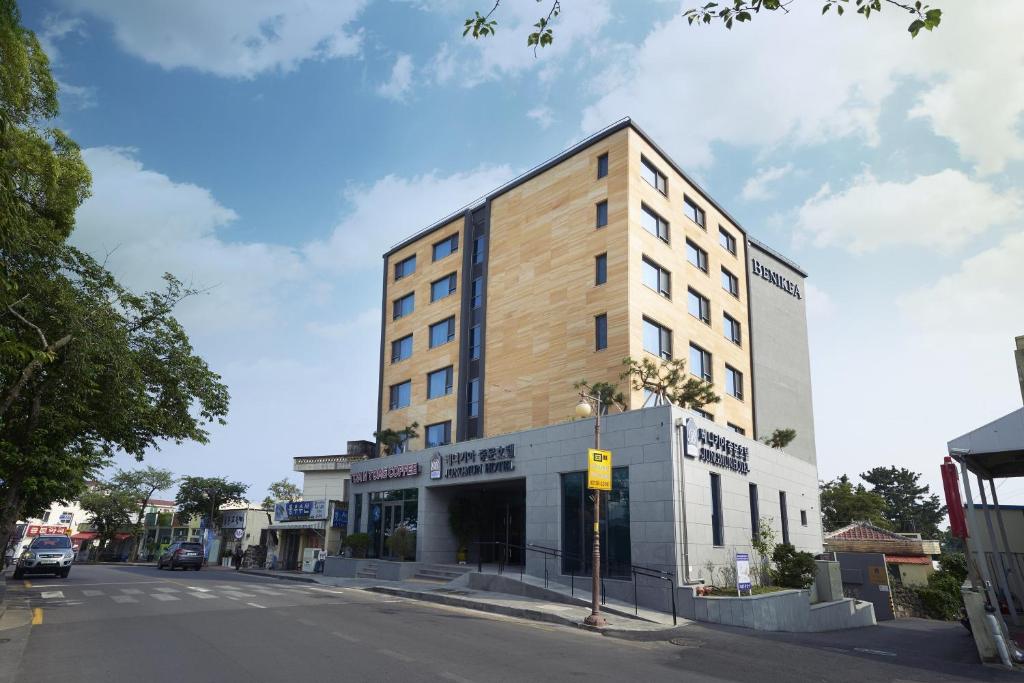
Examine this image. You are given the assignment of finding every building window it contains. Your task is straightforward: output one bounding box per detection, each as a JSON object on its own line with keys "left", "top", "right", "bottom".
{"left": 721, "top": 267, "right": 739, "bottom": 297}
{"left": 394, "top": 432, "right": 411, "bottom": 454}
{"left": 640, "top": 204, "right": 669, "bottom": 242}
{"left": 430, "top": 273, "right": 457, "bottom": 302}
{"left": 726, "top": 365, "right": 744, "bottom": 400}
{"left": 597, "top": 153, "right": 608, "bottom": 179}
{"left": 467, "top": 378, "right": 480, "bottom": 418}
{"left": 389, "top": 380, "right": 411, "bottom": 410}
{"left": 42, "top": 511, "right": 51, "bottom": 523}
{"left": 595, "top": 253, "right": 607, "bottom": 285}
{"left": 427, "top": 366, "right": 454, "bottom": 399}
{"left": 429, "top": 317, "right": 456, "bottom": 348}
{"left": 728, "top": 423, "right": 746, "bottom": 436}
{"left": 469, "top": 325, "right": 481, "bottom": 360}
{"left": 684, "top": 196, "right": 705, "bottom": 229}
{"left": 642, "top": 257, "right": 671, "bottom": 298}
{"left": 472, "top": 235, "right": 486, "bottom": 265}
{"left": 394, "top": 255, "right": 416, "bottom": 281}
{"left": 640, "top": 156, "right": 667, "bottom": 194}
{"left": 749, "top": 483, "right": 759, "bottom": 542}
{"left": 561, "top": 468, "right": 630, "bottom": 579}
{"left": 596, "top": 200, "right": 608, "bottom": 228}
{"left": 800, "top": 510, "right": 808, "bottom": 527}
{"left": 719, "top": 227, "right": 737, "bottom": 255}
{"left": 710, "top": 473, "right": 724, "bottom": 547}
{"left": 723, "top": 313, "right": 742, "bottom": 345}
{"left": 642, "top": 317, "right": 672, "bottom": 360}
{"left": 425, "top": 421, "right": 451, "bottom": 447}
{"left": 687, "top": 288, "right": 710, "bottom": 324}
{"left": 686, "top": 239, "right": 708, "bottom": 273}
{"left": 432, "top": 234, "right": 459, "bottom": 261}
{"left": 354, "top": 493, "right": 363, "bottom": 532}
{"left": 689, "top": 344, "right": 712, "bottom": 381}
{"left": 780, "top": 491, "right": 790, "bottom": 545}
{"left": 471, "top": 277, "right": 483, "bottom": 309}
{"left": 694, "top": 407, "right": 713, "bottom": 420}
{"left": 595, "top": 314, "right": 608, "bottom": 351}
{"left": 392, "top": 293, "right": 414, "bottom": 320}
{"left": 391, "top": 334, "right": 413, "bottom": 363}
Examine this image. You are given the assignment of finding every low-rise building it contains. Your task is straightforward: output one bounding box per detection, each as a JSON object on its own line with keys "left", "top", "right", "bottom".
{"left": 823, "top": 522, "right": 941, "bottom": 588}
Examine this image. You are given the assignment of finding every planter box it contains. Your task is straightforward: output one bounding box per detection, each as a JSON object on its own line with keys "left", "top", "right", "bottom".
{"left": 692, "top": 588, "right": 876, "bottom": 632}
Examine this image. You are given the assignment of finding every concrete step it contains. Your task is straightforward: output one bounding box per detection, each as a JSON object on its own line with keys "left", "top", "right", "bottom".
{"left": 356, "top": 570, "right": 378, "bottom": 578}
{"left": 415, "top": 564, "right": 473, "bottom": 576}
{"left": 414, "top": 569, "right": 465, "bottom": 580}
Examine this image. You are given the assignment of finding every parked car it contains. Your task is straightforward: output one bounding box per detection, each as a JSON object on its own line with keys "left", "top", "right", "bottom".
{"left": 13, "top": 535, "right": 74, "bottom": 579}
{"left": 157, "top": 541, "right": 204, "bottom": 571}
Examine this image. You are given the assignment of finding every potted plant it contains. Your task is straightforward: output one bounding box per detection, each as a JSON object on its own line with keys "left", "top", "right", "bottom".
{"left": 345, "top": 532, "right": 370, "bottom": 558}
{"left": 447, "top": 498, "right": 477, "bottom": 564}
{"left": 385, "top": 521, "right": 417, "bottom": 561}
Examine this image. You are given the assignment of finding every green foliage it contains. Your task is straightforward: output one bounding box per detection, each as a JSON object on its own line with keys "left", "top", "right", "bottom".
{"left": 174, "top": 476, "right": 248, "bottom": 529}
{"left": 574, "top": 379, "right": 626, "bottom": 414}
{"left": 819, "top": 475, "right": 890, "bottom": 531}
{"left": 770, "top": 543, "right": 817, "bottom": 589}
{"left": 682, "top": 0, "right": 941, "bottom": 37}
{"left": 908, "top": 553, "right": 965, "bottom": 620}
{"left": 751, "top": 515, "right": 777, "bottom": 585}
{"left": 448, "top": 497, "right": 478, "bottom": 551}
{"left": 111, "top": 466, "right": 176, "bottom": 559}
{"left": 79, "top": 484, "right": 139, "bottom": 550}
{"left": 938, "top": 552, "right": 968, "bottom": 583}
{"left": 385, "top": 523, "right": 416, "bottom": 561}
{"left": 345, "top": 532, "right": 370, "bottom": 558}
{"left": 374, "top": 422, "right": 419, "bottom": 456}
{"left": 860, "top": 466, "right": 946, "bottom": 538}
{"left": 268, "top": 479, "right": 301, "bottom": 502}
{"left": 463, "top": 0, "right": 562, "bottom": 54}
{"left": 621, "top": 356, "right": 720, "bottom": 410}
{"left": 762, "top": 428, "right": 797, "bottom": 449}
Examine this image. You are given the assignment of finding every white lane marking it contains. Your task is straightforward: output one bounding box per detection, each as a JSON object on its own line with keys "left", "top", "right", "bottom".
{"left": 221, "top": 591, "right": 256, "bottom": 598}
{"left": 246, "top": 602, "right": 267, "bottom": 609}
{"left": 81, "top": 590, "right": 104, "bottom": 597}
{"left": 190, "top": 592, "right": 218, "bottom": 600}
{"left": 440, "top": 672, "right": 474, "bottom": 683}
{"left": 224, "top": 596, "right": 239, "bottom": 601}
{"left": 854, "top": 648, "right": 897, "bottom": 657}
{"left": 154, "top": 587, "right": 178, "bottom": 593}
{"left": 111, "top": 595, "right": 138, "bottom": 604}
{"left": 187, "top": 586, "right": 211, "bottom": 592}
{"left": 121, "top": 588, "right": 143, "bottom": 595}
{"left": 305, "top": 586, "right": 346, "bottom": 594}
{"left": 332, "top": 631, "right": 360, "bottom": 643}
{"left": 250, "top": 588, "right": 283, "bottom": 596}
{"left": 151, "top": 593, "right": 180, "bottom": 602}
{"left": 377, "top": 649, "right": 414, "bottom": 663}
{"left": 41, "top": 591, "right": 64, "bottom": 599}
{"left": 33, "top": 581, "right": 162, "bottom": 588}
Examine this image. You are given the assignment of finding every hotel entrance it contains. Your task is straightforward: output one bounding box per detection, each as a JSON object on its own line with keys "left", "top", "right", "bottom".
{"left": 445, "top": 479, "right": 525, "bottom": 567}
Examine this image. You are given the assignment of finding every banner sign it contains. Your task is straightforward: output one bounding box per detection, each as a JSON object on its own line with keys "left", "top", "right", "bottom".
{"left": 221, "top": 511, "right": 246, "bottom": 529}
{"left": 351, "top": 462, "right": 420, "bottom": 484}
{"left": 587, "top": 449, "right": 612, "bottom": 491}
{"left": 685, "top": 417, "right": 750, "bottom": 475}
{"left": 274, "top": 500, "right": 328, "bottom": 522}
{"left": 736, "top": 553, "right": 752, "bottom": 592}
{"left": 27, "top": 525, "right": 70, "bottom": 536}
{"left": 332, "top": 508, "right": 348, "bottom": 528}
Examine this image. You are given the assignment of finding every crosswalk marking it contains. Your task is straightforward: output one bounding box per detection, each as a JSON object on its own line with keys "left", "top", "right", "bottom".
{"left": 121, "top": 588, "right": 143, "bottom": 595}
{"left": 190, "top": 592, "right": 217, "bottom": 600}
{"left": 40, "top": 591, "right": 64, "bottom": 599}
{"left": 250, "top": 588, "right": 282, "bottom": 596}
{"left": 246, "top": 602, "right": 267, "bottom": 609}
{"left": 151, "top": 593, "right": 180, "bottom": 602}
{"left": 111, "top": 595, "right": 137, "bottom": 604}
{"left": 82, "top": 590, "right": 104, "bottom": 597}
{"left": 154, "top": 587, "right": 178, "bottom": 593}
{"left": 221, "top": 591, "right": 256, "bottom": 598}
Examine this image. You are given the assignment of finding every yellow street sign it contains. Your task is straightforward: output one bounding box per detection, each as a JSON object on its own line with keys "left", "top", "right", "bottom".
{"left": 587, "top": 448, "right": 612, "bottom": 490}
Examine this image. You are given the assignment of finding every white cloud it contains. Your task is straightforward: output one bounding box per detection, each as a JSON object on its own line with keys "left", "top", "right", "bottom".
{"left": 38, "top": 14, "right": 85, "bottom": 62}
{"left": 304, "top": 165, "right": 514, "bottom": 271}
{"left": 580, "top": 2, "right": 1024, "bottom": 172}
{"left": 527, "top": 106, "right": 554, "bottom": 130}
{"left": 376, "top": 54, "right": 414, "bottom": 102}
{"left": 55, "top": 0, "right": 367, "bottom": 78}
{"left": 804, "top": 283, "right": 835, "bottom": 321}
{"left": 794, "top": 169, "right": 1022, "bottom": 253}
{"left": 741, "top": 164, "right": 793, "bottom": 201}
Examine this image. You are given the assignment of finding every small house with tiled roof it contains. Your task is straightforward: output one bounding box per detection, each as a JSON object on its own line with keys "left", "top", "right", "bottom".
{"left": 824, "top": 521, "right": 940, "bottom": 587}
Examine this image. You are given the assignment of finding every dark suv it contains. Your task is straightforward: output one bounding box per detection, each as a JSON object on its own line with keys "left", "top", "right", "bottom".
{"left": 13, "top": 535, "right": 74, "bottom": 579}
{"left": 157, "top": 541, "right": 205, "bottom": 571}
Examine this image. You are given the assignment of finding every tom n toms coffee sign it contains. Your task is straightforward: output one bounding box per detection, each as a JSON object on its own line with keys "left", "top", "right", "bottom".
{"left": 351, "top": 462, "right": 420, "bottom": 484}
{"left": 751, "top": 259, "right": 801, "bottom": 299}
{"left": 432, "top": 444, "right": 515, "bottom": 480}
{"left": 685, "top": 417, "right": 750, "bottom": 475}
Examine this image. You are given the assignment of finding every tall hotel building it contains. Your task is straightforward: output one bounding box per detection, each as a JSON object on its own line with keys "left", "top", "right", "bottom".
{"left": 377, "top": 119, "right": 816, "bottom": 466}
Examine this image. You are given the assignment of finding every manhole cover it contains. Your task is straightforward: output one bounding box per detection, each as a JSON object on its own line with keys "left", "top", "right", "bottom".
{"left": 668, "top": 637, "right": 704, "bottom": 649}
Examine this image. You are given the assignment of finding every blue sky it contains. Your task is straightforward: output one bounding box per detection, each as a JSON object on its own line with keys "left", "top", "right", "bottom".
{"left": 20, "top": 1, "right": 1024, "bottom": 505}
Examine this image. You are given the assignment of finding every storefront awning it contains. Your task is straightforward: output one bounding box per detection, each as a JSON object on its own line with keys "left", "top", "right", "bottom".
{"left": 268, "top": 520, "right": 326, "bottom": 530}
{"left": 71, "top": 531, "right": 98, "bottom": 541}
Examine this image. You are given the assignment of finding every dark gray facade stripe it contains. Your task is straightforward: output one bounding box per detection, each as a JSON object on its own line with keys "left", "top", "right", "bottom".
{"left": 456, "top": 203, "right": 489, "bottom": 443}
{"left": 743, "top": 238, "right": 758, "bottom": 439}
{"left": 375, "top": 254, "right": 389, "bottom": 453}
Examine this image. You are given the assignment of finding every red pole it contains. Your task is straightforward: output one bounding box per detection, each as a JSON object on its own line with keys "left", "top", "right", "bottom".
{"left": 941, "top": 456, "right": 968, "bottom": 538}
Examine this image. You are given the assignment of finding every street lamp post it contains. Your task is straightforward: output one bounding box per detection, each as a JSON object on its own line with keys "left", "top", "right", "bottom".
{"left": 204, "top": 488, "right": 219, "bottom": 566}
{"left": 575, "top": 391, "right": 607, "bottom": 628}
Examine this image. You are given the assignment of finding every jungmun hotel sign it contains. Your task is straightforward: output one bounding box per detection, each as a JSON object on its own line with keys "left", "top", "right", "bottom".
{"left": 751, "top": 258, "right": 801, "bottom": 300}
{"left": 685, "top": 417, "right": 750, "bottom": 475}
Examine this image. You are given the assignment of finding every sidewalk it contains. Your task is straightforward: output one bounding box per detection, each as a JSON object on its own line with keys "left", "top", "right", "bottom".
{"left": 240, "top": 567, "right": 692, "bottom": 640}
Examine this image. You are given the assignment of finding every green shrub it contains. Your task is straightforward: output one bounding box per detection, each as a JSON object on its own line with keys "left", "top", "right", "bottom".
{"left": 345, "top": 532, "right": 370, "bottom": 558}
{"left": 937, "top": 553, "right": 968, "bottom": 584}
{"left": 771, "top": 543, "right": 817, "bottom": 589}
{"left": 915, "top": 585, "right": 962, "bottom": 620}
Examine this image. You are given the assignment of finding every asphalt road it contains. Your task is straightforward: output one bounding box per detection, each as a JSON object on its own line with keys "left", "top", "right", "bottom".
{"left": 0, "top": 565, "right": 1016, "bottom": 682}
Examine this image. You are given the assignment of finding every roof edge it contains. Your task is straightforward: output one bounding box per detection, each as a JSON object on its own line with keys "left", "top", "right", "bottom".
{"left": 748, "top": 237, "right": 809, "bottom": 279}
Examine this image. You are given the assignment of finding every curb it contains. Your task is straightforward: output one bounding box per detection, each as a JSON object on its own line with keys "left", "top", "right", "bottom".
{"left": 363, "top": 585, "right": 687, "bottom": 640}
{"left": 237, "top": 569, "right": 318, "bottom": 584}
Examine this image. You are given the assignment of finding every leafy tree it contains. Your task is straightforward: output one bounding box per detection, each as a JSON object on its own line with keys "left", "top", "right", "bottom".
{"left": 751, "top": 515, "right": 777, "bottom": 586}
{"left": 762, "top": 428, "right": 796, "bottom": 449}
{"left": 174, "top": 476, "right": 248, "bottom": 533}
{"left": 261, "top": 478, "right": 301, "bottom": 510}
{"left": 374, "top": 422, "right": 419, "bottom": 456}
{"left": 0, "top": 3, "right": 230, "bottom": 551}
{"left": 771, "top": 543, "right": 817, "bottom": 589}
{"left": 112, "top": 466, "right": 175, "bottom": 560}
{"left": 621, "top": 356, "right": 719, "bottom": 410}
{"left": 79, "top": 484, "right": 139, "bottom": 555}
{"left": 462, "top": 0, "right": 941, "bottom": 53}
{"left": 818, "top": 475, "right": 889, "bottom": 531}
{"left": 574, "top": 379, "right": 626, "bottom": 414}
{"left": 861, "top": 466, "right": 946, "bottom": 538}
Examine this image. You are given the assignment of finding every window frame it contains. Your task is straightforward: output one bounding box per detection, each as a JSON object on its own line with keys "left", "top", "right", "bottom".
{"left": 640, "top": 155, "right": 668, "bottom": 195}
{"left": 749, "top": 483, "right": 759, "bottom": 543}
{"left": 597, "top": 153, "right": 609, "bottom": 179}
{"left": 719, "top": 227, "right": 737, "bottom": 255}
{"left": 642, "top": 316, "right": 673, "bottom": 360}
{"left": 641, "top": 256, "right": 672, "bottom": 299}
{"left": 689, "top": 343, "right": 712, "bottom": 382}
{"left": 392, "top": 292, "right": 415, "bottom": 320}
{"left": 426, "top": 366, "right": 454, "bottom": 399}
{"left": 723, "top": 312, "right": 742, "bottom": 346}
{"left": 390, "top": 334, "right": 413, "bottom": 363}
{"left": 728, "top": 422, "right": 746, "bottom": 436}
{"left": 595, "top": 313, "right": 608, "bottom": 351}
{"left": 721, "top": 267, "right": 739, "bottom": 298}
{"left": 388, "top": 380, "right": 412, "bottom": 410}
{"left": 725, "top": 364, "right": 744, "bottom": 400}
{"left": 471, "top": 277, "right": 483, "bottom": 309}
{"left": 780, "top": 491, "right": 790, "bottom": 545}
{"left": 394, "top": 255, "right": 416, "bottom": 281}
{"left": 430, "top": 273, "right": 457, "bottom": 302}
{"left": 425, "top": 421, "right": 452, "bottom": 447}
{"left": 432, "top": 233, "right": 459, "bottom": 262}
{"left": 683, "top": 195, "right": 706, "bottom": 229}
{"left": 686, "top": 239, "right": 708, "bottom": 273}
{"left": 595, "top": 253, "right": 607, "bottom": 286}
{"left": 596, "top": 200, "right": 608, "bottom": 229}
{"left": 687, "top": 287, "right": 711, "bottom": 325}
{"left": 428, "top": 316, "right": 456, "bottom": 348}
{"left": 640, "top": 203, "right": 670, "bottom": 243}
{"left": 469, "top": 325, "right": 481, "bottom": 360}
{"left": 467, "top": 378, "right": 480, "bottom": 418}
{"left": 710, "top": 473, "right": 724, "bottom": 547}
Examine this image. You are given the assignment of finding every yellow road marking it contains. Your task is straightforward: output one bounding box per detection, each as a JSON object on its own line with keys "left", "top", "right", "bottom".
{"left": 23, "top": 580, "right": 31, "bottom": 588}
{"left": 32, "top": 608, "right": 43, "bottom": 625}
